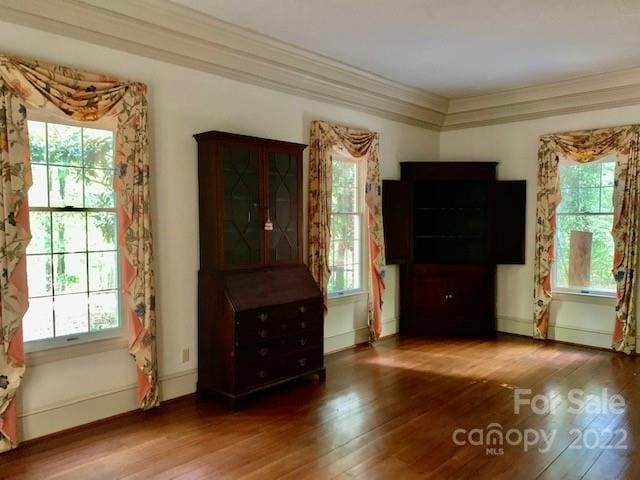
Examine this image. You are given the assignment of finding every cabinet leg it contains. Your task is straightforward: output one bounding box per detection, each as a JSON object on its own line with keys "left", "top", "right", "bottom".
{"left": 317, "top": 368, "right": 326, "bottom": 382}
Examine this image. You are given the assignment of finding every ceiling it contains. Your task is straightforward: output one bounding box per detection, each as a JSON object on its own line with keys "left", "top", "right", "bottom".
{"left": 171, "top": 0, "right": 640, "bottom": 98}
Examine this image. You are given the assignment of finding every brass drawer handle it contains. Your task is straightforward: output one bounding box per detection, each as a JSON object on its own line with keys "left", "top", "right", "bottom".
{"left": 258, "top": 313, "right": 268, "bottom": 322}
{"left": 258, "top": 329, "right": 268, "bottom": 338}
{"left": 298, "top": 338, "right": 307, "bottom": 346}
{"left": 299, "top": 321, "right": 307, "bottom": 329}
{"left": 297, "top": 358, "right": 307, "bottom": 367}
{"left": 299, "top": 305, "right": 306, "bottom": 313}
{"left": 258, "top": 347, "right": 269, "bottom": 357}
{"left": 257, "top": 369, "right": 267, "bottom": 379}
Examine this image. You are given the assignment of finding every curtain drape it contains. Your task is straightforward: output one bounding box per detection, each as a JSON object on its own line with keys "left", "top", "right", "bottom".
{"left": 0, "top": 83, "right": 32, "bottom": 453}
{"left": 0, "top": 55, "right": 158, "bottom": 452}
{"left": 308, "top": 121, "right": 386, "bottom": 340}
{"left": 534, "top": 125, "right": 640, "bottom": 354}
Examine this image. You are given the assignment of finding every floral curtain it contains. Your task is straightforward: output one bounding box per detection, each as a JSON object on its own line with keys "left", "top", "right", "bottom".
{"left": 0, "top": 84, "right": 31, "bottom": 453}
{"left": 534, "top": 125, "right": 640, "bottom": 354}
{"left": 308, "top": 121, "right": 386, "bottom": 340}
{"left": 0, "top": 55, "right": 158, "bottom": 452}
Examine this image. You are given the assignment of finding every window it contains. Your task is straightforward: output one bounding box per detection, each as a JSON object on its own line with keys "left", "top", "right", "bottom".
{"left": 23, "top": 119, "right": 121, "bottom": 349}
{"left": 553, "top": 158, "right": 616, "bottom": 296}
{"left": 328, "top": 154, "right": 364, "bottom": 296}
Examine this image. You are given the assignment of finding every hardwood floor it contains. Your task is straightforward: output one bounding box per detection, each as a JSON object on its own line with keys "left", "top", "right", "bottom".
{"left": 3, "top": 335, "right": 640, "bottom": 479}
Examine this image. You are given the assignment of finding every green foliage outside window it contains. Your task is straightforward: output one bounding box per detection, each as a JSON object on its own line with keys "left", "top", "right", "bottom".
{"left": 328, "top": 158, "right": 361, "bottom": 294}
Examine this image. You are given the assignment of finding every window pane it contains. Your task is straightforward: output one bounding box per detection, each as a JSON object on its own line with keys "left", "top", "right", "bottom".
{"left": 88, "top": 212, "right": 117, "bottom": 250}
{"left": 332, "top": 186, "right": 357, "bottom": 213}
{"left": 89, "top": 291, "right": 118, "bottom": 331}
{"left": 27, "top": 255, "right": 52, "bottom": 297}
{"left": 54, "top": 293, "right": 89, "bottom": 336}
{"left": 52, "top": 212, "right": 86, "bottom": 253}
{"left": 23, "top": 296, "right": 54, "bottom": 342}
{"left": 89, "top": 251, "right": 117, "bottom": 291}
{"left": 332, "top": 214, "right": 359, "bottom": 241}
{"left": 28, "top": 120, "right": 46, "bottom": 164}
{"left": 600, "top": 187, "right": 614, "bottom": 213}
{"left": 83, "top": 128, "right": 114, "bottom": 169}
{"left": 27, "top": 211, "right": 51, "bottom": 255}
{"left": 84, "top": 168, "right": 115, "bottom": 208}
{"left": 53, "top": 253, "right": 87, "bottom": 294}
{"left": 577, "top": 187, "right": 600, "bottom": 213}
{"left": 602, "top": 162, "right": 615, "bottom": 187}
{"left": 555, "top": 214, "right": 615, "bottom": 291}
{"left": 49, "top": 166, "right": 83, "bottom": 207}
{"left": 332, "top": 159, "right": 356, "bottom": 188}
{"left": 47, "top": 123, "right": 82, "bottom": 166}
{"left": 29, "top": 164, "right": 49, "bottom": 207}
{"left": 559, "top": 164, "right": 580, "bottom": 189}
{"left": 578, "top": 163, "right": 601, "bottom": 187}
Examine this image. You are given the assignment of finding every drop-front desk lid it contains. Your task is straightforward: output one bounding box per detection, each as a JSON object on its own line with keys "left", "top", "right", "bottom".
{"left": 223, "top": 264, "right": 322, "bottom": 311}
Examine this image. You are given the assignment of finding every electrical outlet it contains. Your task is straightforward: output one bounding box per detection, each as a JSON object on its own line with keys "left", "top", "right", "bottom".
{"left": 181, "top": 348, "right": 190, "bottom": 364}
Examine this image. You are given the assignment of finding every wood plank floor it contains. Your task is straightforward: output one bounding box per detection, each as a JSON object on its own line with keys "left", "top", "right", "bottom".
{"left": 3, "top": 335, "right": 640, "bottom": 479}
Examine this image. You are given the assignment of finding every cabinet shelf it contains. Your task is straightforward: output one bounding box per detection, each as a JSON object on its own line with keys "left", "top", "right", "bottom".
{"left": 415, "top": 234, "right": 483, "bottom": 240}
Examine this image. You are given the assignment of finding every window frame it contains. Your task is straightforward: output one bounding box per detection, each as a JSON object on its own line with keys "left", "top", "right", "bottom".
{"left": 327, "top": 153, "right": 367, "bottom": 299}
{"left": 551, "top": 157, "right": 616, "bottom": 299}
{"left": 24, "top": 112, "right": 125, "bottom": 353}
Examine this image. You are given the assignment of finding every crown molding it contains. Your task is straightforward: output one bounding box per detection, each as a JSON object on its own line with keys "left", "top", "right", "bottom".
{"left": 2, "top": 0, "right": 640, "bottom": 132}
{"left": 0, "top": 0, "right": 447, "bottom": 130}
{"left": 443, "top": 67, "right": 640, "bottom": 130}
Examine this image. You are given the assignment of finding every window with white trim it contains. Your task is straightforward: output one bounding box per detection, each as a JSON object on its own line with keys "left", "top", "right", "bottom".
{"left": 328, "top": 154, "right": 365, "bottom": 297}
{"left": 553, "top": 157, "right": 616, "bottom": 296}
{"left": 23, "top": 118, "right": 122, "bottom": 350}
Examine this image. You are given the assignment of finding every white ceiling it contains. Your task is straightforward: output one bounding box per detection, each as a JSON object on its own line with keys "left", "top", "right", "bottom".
{"left": 171, "top": 0, "right": 640, "bottom": 98}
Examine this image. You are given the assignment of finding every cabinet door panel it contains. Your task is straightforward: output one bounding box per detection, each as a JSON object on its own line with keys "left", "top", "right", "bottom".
{"left": 222, "top": 144, "right": 261, "bottom": 266}
{"left": 382, "top": 180, "right": 411, "bottom": 264}
{"left": 489, "top": 180, "right": 526, "bottom": 264}
{"left": 267, "top": 150, "right": 300, "bottom": 263}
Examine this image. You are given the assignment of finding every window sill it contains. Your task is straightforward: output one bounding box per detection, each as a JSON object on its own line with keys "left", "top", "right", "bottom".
{"left": 552, "top": 290, "right": 616, "bottom": 306}
{"left": 328, "top": 290, "right": 368, "bottom": 306}
{"left": 25, "top": 336, "right": 128, "bottom": 367}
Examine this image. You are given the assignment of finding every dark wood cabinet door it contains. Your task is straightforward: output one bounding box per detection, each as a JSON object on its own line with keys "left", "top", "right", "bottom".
{"left": 222, "top": 143, "right": 262, "bottom": 267}
{"left": 382, "top": 180, "right": 411, "bottom": 264}
{"left": 267, "top": 150, "right": 301, "bottom": 263}
{"left": 488, "top": 180, "right": 527, "bottom": 264}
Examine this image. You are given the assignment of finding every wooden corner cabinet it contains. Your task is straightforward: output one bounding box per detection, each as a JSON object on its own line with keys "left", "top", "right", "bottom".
{"left": 382, "top": 162, "right": 526, "bottom": 336}
{"left": 195, "top": 131, "right": 324, "bottom": 408}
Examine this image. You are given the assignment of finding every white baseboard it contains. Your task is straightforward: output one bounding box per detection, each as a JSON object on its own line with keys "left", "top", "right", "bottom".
{"left": 18, "top": 319, "right": 399, "bottom": 443}
{"left": 19, "top": 369, "right": 197, "bottom": 442}
{"left": 324, "top": 317, "right": 398, "bottom": 354}
{"left": 497, "top": 316, "right": 613, "bottom": 350}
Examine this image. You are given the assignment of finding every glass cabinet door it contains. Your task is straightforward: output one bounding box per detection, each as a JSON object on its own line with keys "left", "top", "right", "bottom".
{"left": 267, "top": 151, "right": 299, "bottom": 263}
{"left": 222, "top": 145, "right": 261, "bottom": 266}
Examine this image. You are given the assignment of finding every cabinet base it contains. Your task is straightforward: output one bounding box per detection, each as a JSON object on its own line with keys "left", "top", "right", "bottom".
{"left": 198, "top": 367, "right": 326, "bottom": 410}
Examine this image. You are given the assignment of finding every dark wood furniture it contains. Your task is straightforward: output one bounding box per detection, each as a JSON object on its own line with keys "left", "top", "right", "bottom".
{"left": 383, "top": 162, "right": 526, "bottom": 336}
{"left": 195, "top": 131, "right": 324, "bottom": 408}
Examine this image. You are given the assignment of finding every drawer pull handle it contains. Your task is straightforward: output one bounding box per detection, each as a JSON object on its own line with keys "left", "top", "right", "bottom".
{"left": 297, "top": 358, "right": 307, "bottom": 367}
{"left": 258, "top": 347, "right": 269, "bottom": 357}
{"left": 257, "top": 369, "right": 267, "bottom": 379}
{"left": 258, "top": 329, "right": 268, "bottom": 338}
{"left": 299, "top": 305, "right": 306, "bottom": 313}
{"left": 258, "top": 313, "right": 268, "bottom": 322}
{"left": 300, "top": 321, "right": 307, "bottom": 329}
{"left": 299, "top": 338, "right": 307, "bottom": 346}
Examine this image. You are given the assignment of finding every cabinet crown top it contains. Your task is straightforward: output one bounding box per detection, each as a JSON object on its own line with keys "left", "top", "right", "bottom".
{"left": 193, "top": 130, "right": 307, "bottom": 150}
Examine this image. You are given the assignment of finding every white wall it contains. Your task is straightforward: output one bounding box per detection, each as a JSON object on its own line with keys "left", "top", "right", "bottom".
{"left": 0, "top": 21, "right": 439, "bottom": 441}
{"left": 440, "top": 105, "right": 640, "bottom": 350}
